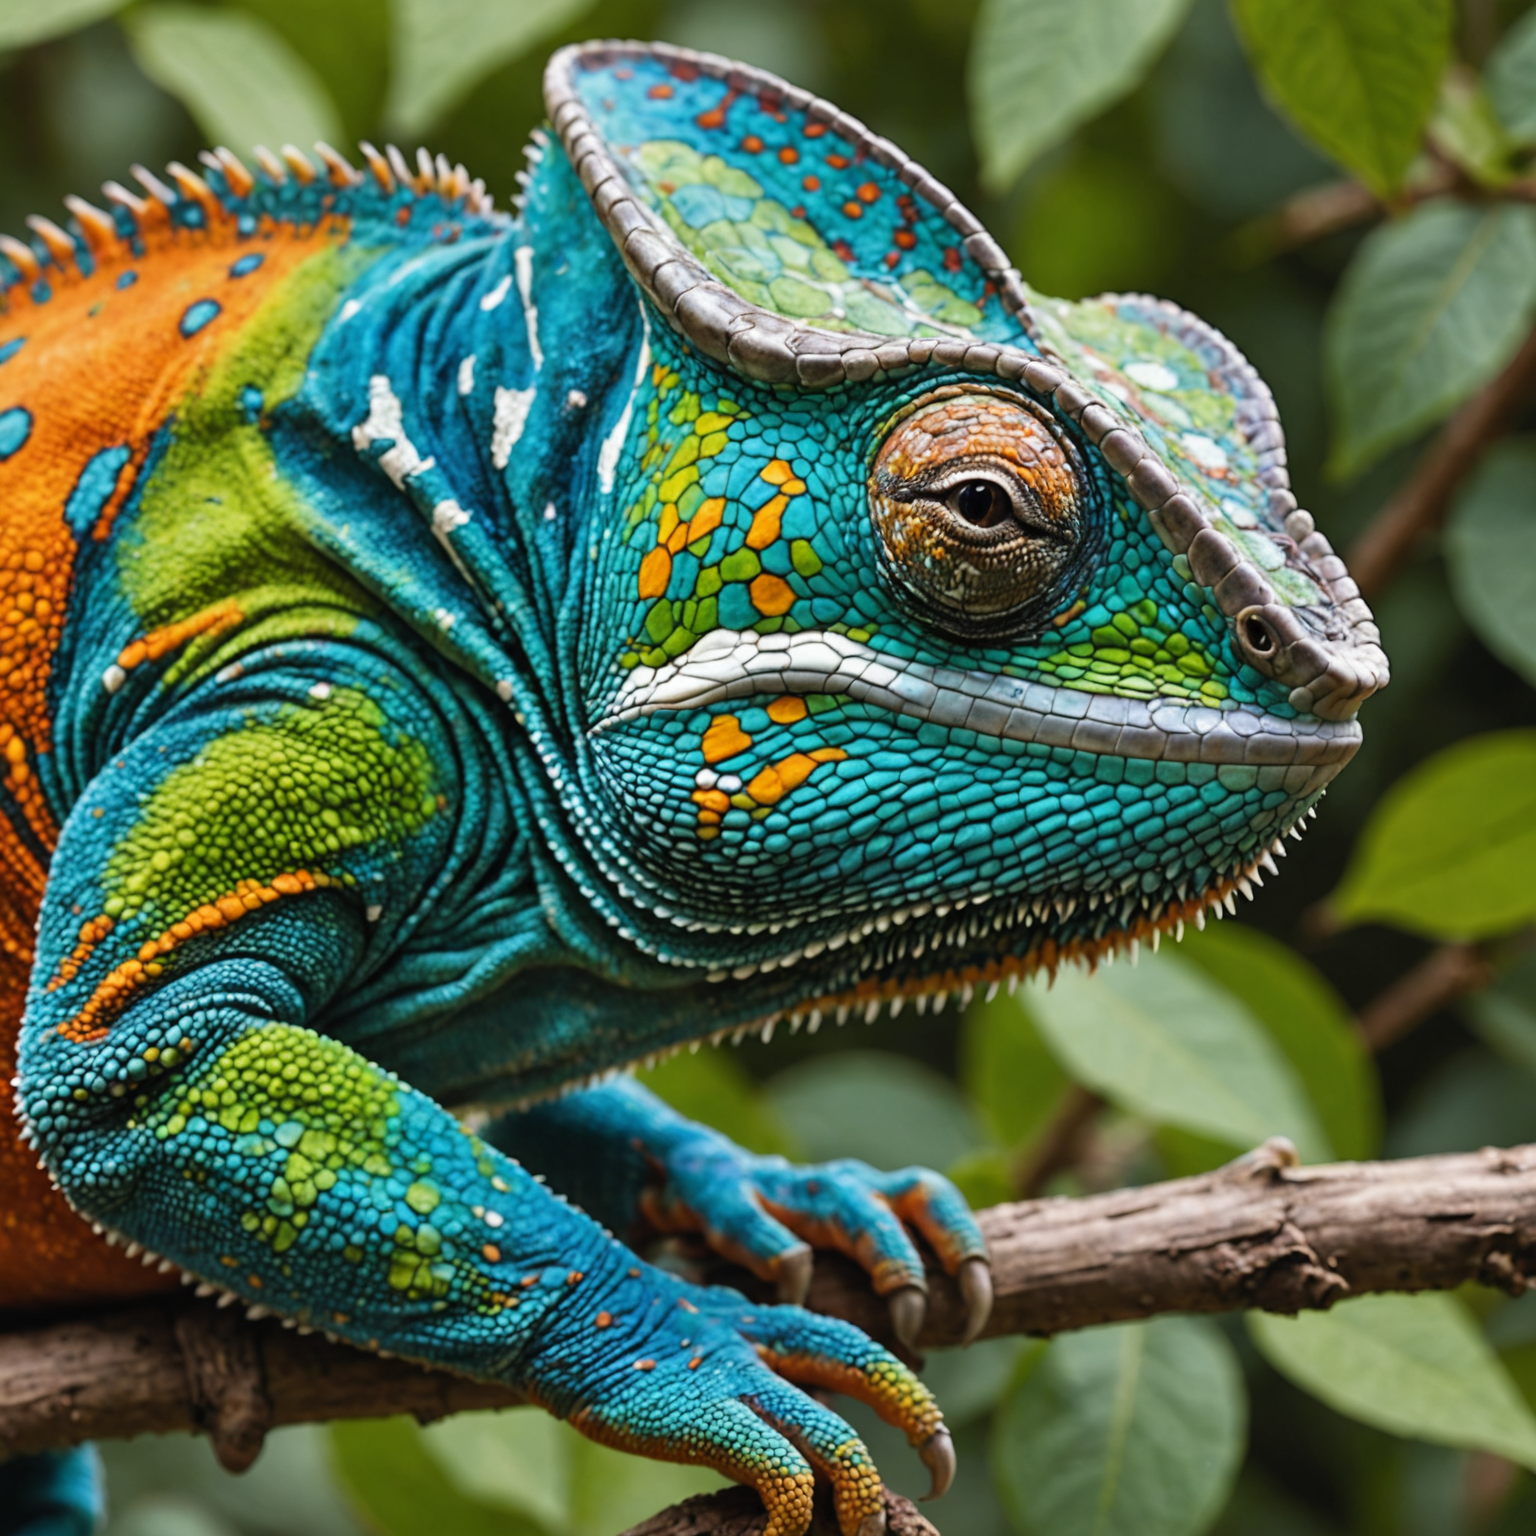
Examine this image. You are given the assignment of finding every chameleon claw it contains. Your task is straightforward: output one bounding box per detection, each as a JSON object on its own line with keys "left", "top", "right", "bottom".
{"left": 919, "top": 1426, "right": 955, "bottom": 1500}
{"left": 958, "top": 1257, "right": 993, "bottom": 1345}
{"left": 775, "top": 1243, "right": 814, "bottom": 1306}
{"left": 888, "top": 1284, "right": 926, "bottom": 1350}
{"left": 856, "top": 1509, "right": 887, "bottom": 1536}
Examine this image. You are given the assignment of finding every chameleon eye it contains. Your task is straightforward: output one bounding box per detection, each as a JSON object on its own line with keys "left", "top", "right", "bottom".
{"left": 869, "top": 390, "right": 1089, "bottom": 641}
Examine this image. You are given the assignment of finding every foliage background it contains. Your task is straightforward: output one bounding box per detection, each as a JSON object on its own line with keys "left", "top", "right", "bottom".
{"left": 4, "top": 0, "right": 1536, "bottom": 1532}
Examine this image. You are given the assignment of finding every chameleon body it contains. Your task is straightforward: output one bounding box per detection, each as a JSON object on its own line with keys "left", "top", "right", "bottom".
{"left": 0, "top": 41, "right": 1384, "bottom": 1536}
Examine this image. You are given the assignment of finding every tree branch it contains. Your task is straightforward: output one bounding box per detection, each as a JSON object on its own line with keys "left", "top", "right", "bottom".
{"left": 5, "top": 1141, "right": 1535, "bottom": 1463}
{"left": 1346, "top": 322, "right": 1536, "bottom": 598}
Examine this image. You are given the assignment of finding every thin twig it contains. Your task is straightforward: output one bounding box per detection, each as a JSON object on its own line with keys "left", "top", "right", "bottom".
{"left": 1011, "top": 1085, "right": 1105, "bottom": 1197}
{"left": 1347, "top": 323, "right": 1536, "bottom": 598}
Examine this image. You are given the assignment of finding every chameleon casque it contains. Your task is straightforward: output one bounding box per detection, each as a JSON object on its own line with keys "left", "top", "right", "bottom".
{"left": 0, "top": 39, "right": 1386, "bottom": 1536}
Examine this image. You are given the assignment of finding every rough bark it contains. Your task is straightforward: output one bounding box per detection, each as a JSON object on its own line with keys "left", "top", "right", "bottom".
{"left": 4, "top": 1141, "right": 1536, "bottom": 1461}
{"left": 619, "top": 1487, "right": 937, "bottom": 1536}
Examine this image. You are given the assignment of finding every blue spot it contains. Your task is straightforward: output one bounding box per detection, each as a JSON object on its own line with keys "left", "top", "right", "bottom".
{"left": 0, "top": 407, "right": 32, "bottom": 460}
{"left": 63, "top": 444, "right": 131, "bottom": 537}
{"left": 116, "top": 271, "right": 137, "bottom": 289}
{"left": 239, "top": 385, "right": 263, "bottom": 422}
{"left": 230, "top": 253, "right": 265, "bottom": 278}
{"left": 179, "top": 299, "right": 221, "bottom": 337}
{"left": 0, "top": 338, "right": 23, "bottom": 365}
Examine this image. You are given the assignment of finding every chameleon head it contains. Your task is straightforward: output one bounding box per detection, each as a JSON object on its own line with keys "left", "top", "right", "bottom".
{"left": 546, "top": 42, "right": 1388, "bottom": 1011}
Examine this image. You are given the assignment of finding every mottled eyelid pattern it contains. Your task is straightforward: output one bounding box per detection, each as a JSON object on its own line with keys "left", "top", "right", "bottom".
{"left": 870, "top": 392, "right": 1087, "bottom": 637}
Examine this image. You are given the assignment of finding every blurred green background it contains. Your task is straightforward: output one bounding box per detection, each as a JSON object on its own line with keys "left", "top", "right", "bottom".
{"left": 6, "top": 0, "right": 1536, "bottom": 1532}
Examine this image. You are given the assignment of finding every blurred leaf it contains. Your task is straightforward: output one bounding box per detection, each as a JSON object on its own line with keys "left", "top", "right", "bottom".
{"left": 945, "top": 1146, "right": 1017, "bottom": 1208}
{"left": 1383, "top": 1048, "right": 1536, "bottom": 1158}
{"left": 1488, "top": 7, "right": 1536, "bottom": 147}
{"left": 1155, "top": 1123, "right": 1246, "bottom": 1178}
{"left": 1331, "top": 730, "right": 1536, "bottom": 940}
{"left": 419, "top": 1408, "right": 571, "bottom": 1532}
{"left": 1249, "top": 1293, "right": 1536, "bottom": 1469}
{"left": 124, "top": 4, "right": 343, "bottom": 154}
{"left": 329, "top": 1417, "right": 540, "bottom": 1536}
{"left": 960, "top": 988, "right": 1071, "bottom": 1150}
{"left": 1178, "top": 923, "right": 1381, "bottom": 1158}
{"left": 638, "top": 1044, "right": 795, "bottom": 1156}
{"left": 0, "top": 0, "right": 126, "bottom": 50}
{"left": 1445, "top": 439, "right": 1536, "bottom": 690}
{"left": 1228, "top": 0, "right": 1452, "bottom": 198}
{"left": 1428, "top": 67, "right": 1517, "bottom": 188}
{"left": 968, "top": 0, "right": 1193, "bottom": 192}
{"left": 1325, "top": 201, "right": 1536, "bottom": 479}
{"left": 1024, "top": 952, "right": 1330, "bottom": 1158}
{"left": 386, "top": 0, "right": 594, "bottom": 136}
{"left": 1465, "top": 948, "right": 1536, "bottom": 1079}
{"left": 991, "top": 1316, "right": 1245, "bottom": 1536}
{"left": 763, "top": 1050, "right": 985, "bottom": 1172}
{"left": 566, "top": 1432, "right": 728, "bottom": 1536}
{"left": 922, "top": 1335, "right": 1033, "bottom": 1427}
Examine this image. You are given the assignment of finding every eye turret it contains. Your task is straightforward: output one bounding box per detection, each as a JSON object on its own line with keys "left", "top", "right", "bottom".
{"left": 868, "top": 389, "right": 1090, "bottom": 641}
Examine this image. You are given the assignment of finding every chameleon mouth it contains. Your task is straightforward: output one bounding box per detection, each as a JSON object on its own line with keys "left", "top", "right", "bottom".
{"left": 594, "top": 626, "right": 1361, "bottom": 800}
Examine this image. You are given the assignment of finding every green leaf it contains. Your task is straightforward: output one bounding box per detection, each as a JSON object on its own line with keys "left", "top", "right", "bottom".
{"left": 1331, "top": 730, "right": 1536, "bottom": 940}
{"left": 1178, "top": 924, "right": 1380, "bottom": 1159}
{"left": 1325, "top": 201, "right": 1536, "bottom": 479}
{"left": 1488, "top": 7, "right": 1536, "bottom": 147}
{"left": 967, "top": 0, "right": 1194, "bottom": 193}
{"left": 386, "top": 0, "right": 595, "bottom": 136}
{"left": 566, "top": 1427, "right": 730, "bottom": 1536}
{"left": 1228, "top": 0, "right": 1452, "bottom": 198}
{"left": 329, "top": 1417, "right": 541, "bottom": 1536}
{"left": 638, "top": 1044, "right": 795, "bottom": 1157}
{"left": 960, "top": 988, "right": 1071, "bottom": 1151}
{"left": 1428, "top": 67, "right": 1518, "bottom": 188}
{"left": 1249, "top": 1294, "right": 1536, "bottom": 1469}
{"left": 0, "top": 0, "right": 126, "bottom": 49}
{"left": 1445, "top": 439, "right": 1536, "bottom": 690}
{"left": 124, "top": 4, "right": 343, "bottom": 155}
{"left": 1024, "top": 952, "right": 1330, "bottom": 1159}
{"left": 991, "top": 1316, "right": 1246, "bottom": 1536}
{"left": 762, "top": 1051, "right": 985, "bottom": 1173}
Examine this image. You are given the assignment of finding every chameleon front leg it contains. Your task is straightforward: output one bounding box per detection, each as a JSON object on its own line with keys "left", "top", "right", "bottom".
{"left": 488, "top": 1079, "right": 991, "bottom": 1351}
{"left": 17, "top": 665, "right": 944, "bottom": 1534}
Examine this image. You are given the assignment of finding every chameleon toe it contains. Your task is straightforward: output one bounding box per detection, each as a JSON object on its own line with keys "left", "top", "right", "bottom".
{"left": 919, "top": 1427, "right": 955, "bottom": 1500}
{"left": 958, "top": 1258, "right": 994, "bottom": 1345}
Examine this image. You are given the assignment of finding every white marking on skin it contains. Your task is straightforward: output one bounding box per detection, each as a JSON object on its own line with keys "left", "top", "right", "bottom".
{"left": 338, "top": 298, "right": 362, "bottom": 322}
{"left": 1125, "top": 360, "right": 1178, "bottom": 392}
{"left": 430, "top": 498, "right": 478, "bottom": 587}
{"left": 308, "top": 682, "right": 332, "bottom": 700}
{"left": 434, "top": 608, "right": 456, "bottom": 631}
{"left": 352, "top": 376, "right": 431, "bottom": 489}
{"left": 597, "top": 301, "right": 652, "bottom": 495}
{"left": 458, "top": 354, "right": 476, "bottom": 395}
{"left": 496, "top": 679, "right": 514, "bottom": 702}
{"left": 365, "top": 903, "right": 383, "bottom": 922}
{"left": 566, "top": 389, "right": 587, "bottom": 409}
{"left": 479, "top": 274, "right": 512, "bottom": 312}
{"left": 1181, "top": 432, "right": 1228, "bottom": 472}
{"left": 513, "top": 245, "right": 542, "bottom": 369}
{"left": 491, "top": 386, "right": 536, "bottom": 469}
{"left": 543, "top": 501, "right": 557, "bottom": 520}
{"left": 101, "top": 663, "right": 126, "bottom": 694}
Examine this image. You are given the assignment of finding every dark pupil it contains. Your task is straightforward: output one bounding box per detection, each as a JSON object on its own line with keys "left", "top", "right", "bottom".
{"left": 953, "top": 480, "right": 1009, "bottom": 527}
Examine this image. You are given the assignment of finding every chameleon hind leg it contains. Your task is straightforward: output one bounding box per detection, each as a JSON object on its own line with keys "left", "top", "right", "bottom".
{"left": 0, "top": 1447, "right": 104, "bottom": 1536}
{"left": 16, "top": 654, "right": 947, "bottom": 1535}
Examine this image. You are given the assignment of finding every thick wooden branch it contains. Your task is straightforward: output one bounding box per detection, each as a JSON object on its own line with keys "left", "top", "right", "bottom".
{"left": 4, "top": 1142, "right": 1535, "bottom": 1463}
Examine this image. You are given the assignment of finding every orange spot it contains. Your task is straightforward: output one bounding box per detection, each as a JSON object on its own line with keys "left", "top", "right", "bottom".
{"left": 689, "top": 1356, "right": 703, "bottom": 1369}
{"left": 767, "top": 697, "right": 807, "bottom": 725}
{"left": 647, "top": 83, "right": 674, "bottom": 99}
{"left": 521, "top": 1274, "right": 540, "bottom": 1288}
{"left": 826, "top": 153, "right": 850, "bottom": 168}
{"left": 805, "top": 123, "right": 827, "bottom": 138}
{"left": 778, "top": 146, "right": 799, "bottom": 164}
{"left": 634, "top": 1359, "right": 656, "bottom": 1371}
{"left": 567, "top": 1270, "right": 584, "bottom": 1285}
{"left": 857, "top": 181, "right": 881, "bottom": 204}
{"left": 761, "top": 459, "right": 794, "bottom": 485}
{"left": 741, "top": 135, "right": 765, "bottom": 153}
{"left": 802, "top": 174, "right": 821, "bottom": 192}
{"left": 691, "top": 788, "right": 730, "bottom": 815}
{"left": 884, "top": 252, "right": 900, "bottom": 269}
{"left": 842, "top": 201, "right": 863, "bottom": 219}
{"left": 894, "top": 229, "right": 917, "bottom": 250}
{"left": 749, "top": 573, "right": 795, "bottom": 617}
{"left": 685, "top": 497, "right": 725, "bottom": 544}
{"left": 638, "top": 546, "right": 672, "bottom": 599}
{"left": 746, "top": 494, "right": 787, "bottom": 550}
{"left": 596, "top": 1311, "right": 612, "bottom": 1328}
{"left": 482, "top": 1244, "right": 501, "bottom": 1262}
{"left": 702, "top": 715, "right": 752, "bottom": 764}
{"left": 745, "top": 748, "right": 847, "bottom": 806}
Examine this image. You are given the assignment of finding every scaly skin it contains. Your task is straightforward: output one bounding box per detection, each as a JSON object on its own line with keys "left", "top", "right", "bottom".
{"left": 0, "top": 41, "right": 1385, "bottom": 1536}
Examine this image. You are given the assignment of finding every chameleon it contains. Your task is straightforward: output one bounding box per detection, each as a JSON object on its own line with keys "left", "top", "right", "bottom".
{"left": 0, "top": 39, "right": 1386, "bottom": 1536}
